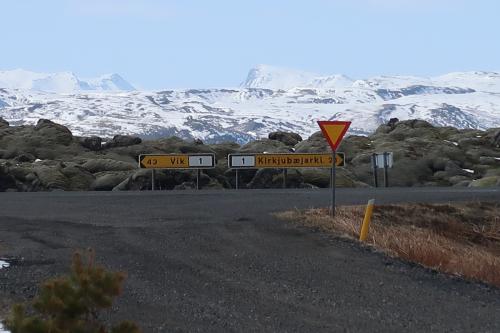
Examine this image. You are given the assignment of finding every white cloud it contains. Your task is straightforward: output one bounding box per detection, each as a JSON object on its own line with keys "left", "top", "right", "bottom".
{"left": 65, "top": 0, "right": 176, "bottom": 20}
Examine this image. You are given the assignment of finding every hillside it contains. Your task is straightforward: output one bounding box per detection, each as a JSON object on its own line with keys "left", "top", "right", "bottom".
{"left": 0, "top": 117, "right": 499, "bottom": 192}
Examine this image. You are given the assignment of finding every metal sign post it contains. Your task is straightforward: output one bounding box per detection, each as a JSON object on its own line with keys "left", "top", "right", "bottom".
{"left": 383, "top": 152, "right": 389, "bottom": 188}
{"left": 372, "top": 152, "right": 393, "bottom": 188}
{"left": 331, "top": 150, "right": 337, "bottom": 217}
{"left": 372, "top": 153, "right": 379, "bottom": 188}
{"left": 151, "top": 169, "right": 156, "bottom": 191}
{"left": 235, "top": 170, "right": 239, "bottom": 189}
{"left": 317, "top": 120, "right": 351, "bottom": 218}
{"left": 283, "top": 169, "right": 287, "bottom": 189}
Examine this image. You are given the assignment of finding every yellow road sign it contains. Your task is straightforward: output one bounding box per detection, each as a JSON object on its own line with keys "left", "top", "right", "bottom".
{"left": 139, "top": 154, "right": 215, "bottom": 169}
{"left": 229, "top": 153, "right": 345, "bottom": 169}
{"left": 317, "top": 121, "right": 351, "bottom": 151}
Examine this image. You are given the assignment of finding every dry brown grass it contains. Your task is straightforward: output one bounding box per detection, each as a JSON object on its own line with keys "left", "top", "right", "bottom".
{"left": 275, "top": 202, "right": 500, "bottom": 287}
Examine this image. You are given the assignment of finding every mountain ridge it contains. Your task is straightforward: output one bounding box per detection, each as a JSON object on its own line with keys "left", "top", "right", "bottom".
{"left": 243, "top": 65, "right": 500, "bottom": 92}
{"left": 0, "top": 65, "right": 499, "bottom": 143}
{"left": 0, "top": 69, "right": 135, "bottom": 93}
{"left": 241, "top": 64, "right": 355, "bottom": 90}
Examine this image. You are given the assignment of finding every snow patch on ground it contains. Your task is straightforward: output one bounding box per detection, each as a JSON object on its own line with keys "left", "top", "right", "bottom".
{"left": 463, "top": 168, "right": 475, "bottom": 174}
{"left": 0, "top": 260, "right": 9, "bottom": 269}
{"left": 0, "top": 261, "right": 11, "bottom": 332}
{"left": 0, "top": 322, "right": 10, "bottom": 333}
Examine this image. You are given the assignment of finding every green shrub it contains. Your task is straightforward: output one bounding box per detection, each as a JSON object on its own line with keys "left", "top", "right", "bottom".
{"left": 4, "top": 250, "right": 141, "bottom": 333}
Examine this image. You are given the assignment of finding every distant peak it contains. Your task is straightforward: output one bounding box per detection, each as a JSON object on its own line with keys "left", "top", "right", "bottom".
{"left": 96, "top": 73, "right": 124, "bottom": 80}
{"left": 242, "top": 65, "right": 352, "bottom": 90}
{"left": 0, "top": 69, "right": 135, "bottom": 93}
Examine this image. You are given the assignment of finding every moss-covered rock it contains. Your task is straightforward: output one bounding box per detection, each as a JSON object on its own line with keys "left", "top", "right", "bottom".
{"left": 34, "top": 119, "right": 74, "bottom": 146}
{"left": 0, "top": 117, "right": 9, "bottom": 128}
{"left": 1, "top": 117, "right": 500, "bottom": 191}
{"left": 81, "top": 159, "right": 136, "bottom": 174}
{"left": 91, "top": 171, "right": 133, "bottom": 191}
{"left": 239, "top": 139, "right": 291, "bottom": 153}
{"left": 268, "top": 131, "right": 302, "bottom": 146}
{"left": 469, "top": 176, "right": 500, "bottom": 188}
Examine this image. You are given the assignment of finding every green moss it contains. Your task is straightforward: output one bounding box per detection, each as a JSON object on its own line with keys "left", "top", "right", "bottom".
{"left": 469, "top": 176, "right": 500, "bottom": 188}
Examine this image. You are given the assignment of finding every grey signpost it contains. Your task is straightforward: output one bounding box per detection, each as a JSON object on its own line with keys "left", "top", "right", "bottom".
{"left": 372, "top": 152, "right": 393, "bottom": 188}
{"left": 196, "top": 169, "right": 201, "bottom": 190}
{"left": 283, "top": 169, "right": 287, "bottom": 189}
{"left": 228, "top": 154, "right": 256, "bottom": 189}
{"left": 331, "top": 150, "right": 337, "bottom": 217}
{"left": 372, "top": 153, "right": 378, "bottom": 188}
{"left": 383, "top": 152, "right": 389, "bottom": 187}
{"left": 151, "top": 169, "right": 156, "bottom": 191}
{"left": 317, "top": 120, "right": 351, "bottom": 217}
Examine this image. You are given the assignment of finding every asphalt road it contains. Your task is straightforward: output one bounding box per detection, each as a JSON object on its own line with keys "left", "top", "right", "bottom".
{"left": 1, "top": 187, "right": 500, "bottom": 332}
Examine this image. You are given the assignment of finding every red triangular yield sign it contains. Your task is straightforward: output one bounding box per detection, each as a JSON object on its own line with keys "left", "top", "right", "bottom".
{"left": 317, "top": 120, "right": 351, "bottom": 151}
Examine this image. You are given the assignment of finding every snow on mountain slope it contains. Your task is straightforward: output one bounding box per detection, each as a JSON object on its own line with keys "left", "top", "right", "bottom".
{"left": 84, "top": 73, "right": 136, "bottom": 91}
{"left": 242, "top": 65, "right": 353, "bottom": 90}
{"left": 0, "top": 69, "right": 135, "bottom": 93}
{"left": 433, "top": 71, "right": 500, "bottom": 93}
{"left": 353, "top": 71, "right": 500, "bottom": 93}
{"left": 0, "top": 66, "right": 500, "bottom": 143}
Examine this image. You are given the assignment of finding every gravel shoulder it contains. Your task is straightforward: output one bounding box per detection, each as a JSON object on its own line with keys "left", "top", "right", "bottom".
{"left": 1, "top": 188, "right": 500, "bottom": 332}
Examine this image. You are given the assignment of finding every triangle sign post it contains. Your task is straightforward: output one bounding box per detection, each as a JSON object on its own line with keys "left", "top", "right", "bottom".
{"left": 317, "top": 120, "right": 351, "bottom": 217}
{"left": 318, "top": 120, "right": 351, "bottom": 151}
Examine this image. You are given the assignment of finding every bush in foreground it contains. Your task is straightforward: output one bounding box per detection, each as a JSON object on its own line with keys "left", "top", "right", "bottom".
{"left": 4, "top": 250, "right": 141, "bottom": 333}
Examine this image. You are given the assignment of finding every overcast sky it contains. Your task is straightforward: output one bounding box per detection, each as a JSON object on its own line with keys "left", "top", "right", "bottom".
{"left": 1, "top": 0, "right": 499, "bottom": 89}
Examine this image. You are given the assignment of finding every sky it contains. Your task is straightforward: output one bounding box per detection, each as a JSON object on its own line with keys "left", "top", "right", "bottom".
{"left": 1, "top": 0, "right": 499, "bottom": 89}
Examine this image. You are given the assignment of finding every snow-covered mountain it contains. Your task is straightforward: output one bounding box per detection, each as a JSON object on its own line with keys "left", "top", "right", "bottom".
{"left": 0, "top": 65, "right": 500, "bottom": 143}
{"left": 0, "top": 69, "right": 135, "bottom": 93}
{"left": 242, "top": 64, "right": 354, "bottom": 90}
